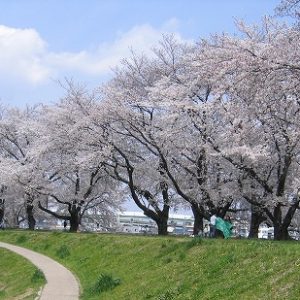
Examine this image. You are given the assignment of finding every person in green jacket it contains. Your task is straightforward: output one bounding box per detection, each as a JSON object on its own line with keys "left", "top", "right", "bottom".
{"left": 215, "top": 217, "right": 233, "bottom": 239}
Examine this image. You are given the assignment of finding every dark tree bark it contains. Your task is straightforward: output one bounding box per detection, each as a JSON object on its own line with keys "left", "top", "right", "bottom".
{"left": 273, "top": 223, "right": 290, "bottom": 240}
{"left": 69, "top": 201, "right": 81, "bottom": 232}
{"left": 0, "top": 199, "right": 4, "bottom": 228}
{"left": 24, "top": 191, "right": 37, "bottom": 230}
{"left": 191, "top": 202, "right": 204, "bottom": 235}
{"left": 156, "top": 209, "right": 169, "bottom": 235}
{"left": 248, "top": 205, "right": 266, "bottom": 238}
{"left": 26, "top": 203, "right": 36, "bottom": 230}
{"left": 266, "top": 201, "right": 299, "bottom": 240}
{"left": 0, "top": 186, "right": 7, "bottom": 228}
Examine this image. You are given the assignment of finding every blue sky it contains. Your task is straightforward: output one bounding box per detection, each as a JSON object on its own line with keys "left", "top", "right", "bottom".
{"left": 0, "top": 0, "right": 281, "bottom": 106}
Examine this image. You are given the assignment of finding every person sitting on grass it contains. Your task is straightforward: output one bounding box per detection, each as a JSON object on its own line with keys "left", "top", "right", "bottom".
{"left": 203, "top": 224, "right": 210, "bottom": 237}
{"left": 210, "top": 211, "right": 217, "bottom": 238}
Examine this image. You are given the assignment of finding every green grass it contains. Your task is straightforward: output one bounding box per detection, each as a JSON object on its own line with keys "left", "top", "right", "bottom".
{"left": 0, "top": 247, "right": 45, "bottom": 299}
{"left": 1, "top": 231, "right": 300, "bottom": 299}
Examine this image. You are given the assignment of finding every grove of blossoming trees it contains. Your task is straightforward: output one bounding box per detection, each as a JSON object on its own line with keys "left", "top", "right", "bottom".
{"left": 0, "top": 1, "right": 300, "bottom": 239}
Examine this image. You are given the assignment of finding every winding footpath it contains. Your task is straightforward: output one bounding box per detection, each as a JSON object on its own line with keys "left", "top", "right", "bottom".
{"left": 0, "top": 242, "right": 80, "bottom": 300}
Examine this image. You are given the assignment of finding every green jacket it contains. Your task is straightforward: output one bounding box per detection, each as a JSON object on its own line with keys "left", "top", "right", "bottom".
{"left": 215, "top": 217, "right": 233, "bottom": 239}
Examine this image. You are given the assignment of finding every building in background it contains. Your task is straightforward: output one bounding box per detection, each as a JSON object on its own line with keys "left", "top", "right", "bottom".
{"left": 116, "top": 211, "right": 194, "bottom": 235}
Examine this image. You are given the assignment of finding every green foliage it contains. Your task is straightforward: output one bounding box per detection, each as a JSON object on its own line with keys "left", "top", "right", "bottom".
{"left": 55, "top": 244, "right": 70, "bottom": 259}
{"left": 16, "top": 234, "right": 28, "bottom": 244}
{"left": 89, "top": 273, "right": 121, "bottom": 295}
{"left": 31, "top": 268, "right": 45, "bottom": 283}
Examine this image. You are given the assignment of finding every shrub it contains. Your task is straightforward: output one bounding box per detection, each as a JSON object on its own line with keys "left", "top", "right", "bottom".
{"left": 90, "top": 273, "right": 121, "bottom": 295}
{"left": 31, "top": 268, "right": 45, "bottom": 283}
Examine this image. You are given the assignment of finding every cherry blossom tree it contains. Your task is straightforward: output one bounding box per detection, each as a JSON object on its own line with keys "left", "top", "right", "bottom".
{"left": 2, "top": 3, "right": 300, "bottom": 241}
{"left": 142, "top": 36, "right": 242, "bottom": 234}
{"left": 100, "top": 50, "right": 179, "bottom": 235}
{"left": 181, "top": 19, "right": 300, "bottom": 240}
{"left": 0, "top": 105, "right": 42, "bottom": 229}
{"left": 100, "top": 35, "right": 243, "bottom": 235}
{"left": 33, "top": 85, "right": 123, "bottom": 232}
{"left": 276, "top": 0, "right": 300, "bottom": 19}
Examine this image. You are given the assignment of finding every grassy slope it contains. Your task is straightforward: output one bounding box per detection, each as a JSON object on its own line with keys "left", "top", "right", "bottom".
{"left": 0, "top": 230, "right": 300, "bottom": 300}
{"left": 0, "top": 247, "right": 45, "bottom": 300}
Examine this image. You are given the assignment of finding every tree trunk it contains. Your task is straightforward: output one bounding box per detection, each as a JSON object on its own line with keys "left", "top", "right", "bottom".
{"left": 273, "top": 223, "right": 290, "bottom": 240}
{"left": 69, "top": 216, "right": 79, "bottom": 232}
{"left": 26, "top": 204, "right": 36, "bottom": 230}
{"left": 156, "top": 203, "right": 170, "bottom": 235}
{"left": 248, "top": 206, "right": 266, "bottom": 238}
{"left": 69, "top": 209, "right": 80, "bottom": 232}
{"left": 143, "top": 207, "right": 169, "bottom": 236}
{"left": 267, "top": 204, "right": 291, "bottom": 240}
{"left": 0, "top": 199, "right": 4, "bottom": 226}
{"left": 191, "top": 203, "right": 204, "bottom": 235}
{"left": 157, "top": 219, "right": 168, "bottom": 235}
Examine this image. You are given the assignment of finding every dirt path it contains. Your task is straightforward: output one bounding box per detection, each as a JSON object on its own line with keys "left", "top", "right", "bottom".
{"left": 0, "top": 242, "right": 80, "bottom": 300}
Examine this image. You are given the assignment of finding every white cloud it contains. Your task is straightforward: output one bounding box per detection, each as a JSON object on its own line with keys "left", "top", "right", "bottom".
{"left": 0, "top": 25, "right": 50, "bottom": 84}
{"left": 47, "top": 21, "right": 188, "bottom": 76}
{"left": 0, "top": 20, "right": 189, "bottom": 86}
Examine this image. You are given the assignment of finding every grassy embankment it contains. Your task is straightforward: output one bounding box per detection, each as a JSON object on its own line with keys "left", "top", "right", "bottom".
{"left": 0, "top": 230, "right": 300, "bottom": 300}
{"left": 0, "top": 246, "right": 45, "bottom": 300}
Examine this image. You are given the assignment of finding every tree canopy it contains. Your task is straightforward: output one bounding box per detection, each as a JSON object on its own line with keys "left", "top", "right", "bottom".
{"left": 1, "top": 1, "right": 300, "bottom": 239}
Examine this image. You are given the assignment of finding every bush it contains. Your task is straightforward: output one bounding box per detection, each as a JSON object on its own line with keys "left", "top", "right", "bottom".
{"left": 31, "top": 268, "right": 45, "bottom": 283}
{"left": 90, "top": 273, "right": 121, "bottom": 295}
